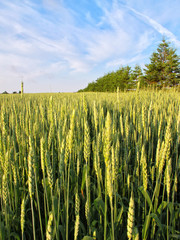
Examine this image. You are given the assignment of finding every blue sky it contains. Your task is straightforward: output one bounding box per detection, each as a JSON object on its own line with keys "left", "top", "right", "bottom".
{"left": 0, "top": 0, "right": 180, "bottom": 93}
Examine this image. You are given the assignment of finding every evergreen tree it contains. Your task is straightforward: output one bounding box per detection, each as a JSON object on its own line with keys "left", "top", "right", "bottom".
{"left": 144, "top": 39, "right": 180, "bottom": 87}
{"left": 131, "top": 65, "right": 144, "bottom": 88}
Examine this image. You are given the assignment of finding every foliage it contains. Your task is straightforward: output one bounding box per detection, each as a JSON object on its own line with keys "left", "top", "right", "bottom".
{"left": 144, "top": 39, "right": 180, "bottom": 87}
{"left": 79, "top": 66, "right": 142, "bottom": 92}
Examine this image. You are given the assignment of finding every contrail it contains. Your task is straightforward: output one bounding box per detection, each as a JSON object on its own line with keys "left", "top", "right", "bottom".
{"left": 128, "top": 6, "right": 180, "bottom": 47}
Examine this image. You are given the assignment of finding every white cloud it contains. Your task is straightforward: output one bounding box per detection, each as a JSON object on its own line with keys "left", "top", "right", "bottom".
{"left": 106, "top": 53, "right": 149, "bottom": 69}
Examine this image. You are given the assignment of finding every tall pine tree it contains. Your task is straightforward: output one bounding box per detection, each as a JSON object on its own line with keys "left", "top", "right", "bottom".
{"left": 144, "top": 39, "right": 180, "bottom": 87}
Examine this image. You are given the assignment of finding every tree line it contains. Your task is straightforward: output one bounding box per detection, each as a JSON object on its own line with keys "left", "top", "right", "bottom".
{"left": 79, "top": 39, "right": 180, "bottom": 92}
{"left": 1, "top": 82, "right": 24, "bottom": 94}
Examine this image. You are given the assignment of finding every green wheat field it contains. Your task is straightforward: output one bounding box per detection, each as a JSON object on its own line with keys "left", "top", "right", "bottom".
{"left": 0, "top": 90, "right": 179, "bottom": 240}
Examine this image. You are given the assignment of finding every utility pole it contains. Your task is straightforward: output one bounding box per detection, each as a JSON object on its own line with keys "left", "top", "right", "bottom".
{"left": 21, "top": 81, "right": 24, "bottom": 98}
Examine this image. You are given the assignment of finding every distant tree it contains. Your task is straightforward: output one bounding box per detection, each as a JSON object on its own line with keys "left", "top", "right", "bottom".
{"left": 2, "top": 91, "right": 8, "bottom": 94}
{"left": 144, "top": 39, "right": 180, "bottom": 87}
{"left": 80, "top": 66, "right": 132, "bottom": 92}
{"left": 83, "top": 82, "right": 97, "bottom": 92}
{"left": 78, "top": 39, "right": 179, "bottom": 92}
{"left": 115, "top": 66, "right": 132, "bottom": 90}
{"left": 131, "top": 65, "right": 142, "bottom": 79}
{"left": 130, "top": 65, "right": 144, "bottom": 88}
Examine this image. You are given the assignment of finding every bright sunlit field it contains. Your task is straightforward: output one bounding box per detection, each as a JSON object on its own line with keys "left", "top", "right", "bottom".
{"left": 0, "top": 90, "right": 179, "bottom": 240}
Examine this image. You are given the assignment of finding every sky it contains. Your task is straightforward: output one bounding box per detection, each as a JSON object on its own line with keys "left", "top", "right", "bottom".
{"left": 0, "top": 0, "right": 180, "bottom": 93}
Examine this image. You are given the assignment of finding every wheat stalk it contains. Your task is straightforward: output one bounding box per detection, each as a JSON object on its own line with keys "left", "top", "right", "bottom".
{"left": 21, "top": 197, "right": 26, "bottom": 240}
{"left": 127, "top": 191, "right": 135, "bottom": 240}
{"left": 46, "top": 212, "right": 53, "bottom": 240}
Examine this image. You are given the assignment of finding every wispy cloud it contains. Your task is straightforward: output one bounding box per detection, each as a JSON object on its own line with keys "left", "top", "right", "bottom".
{"left": 128, "top": 6, "right": 180, "bottom": 47}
